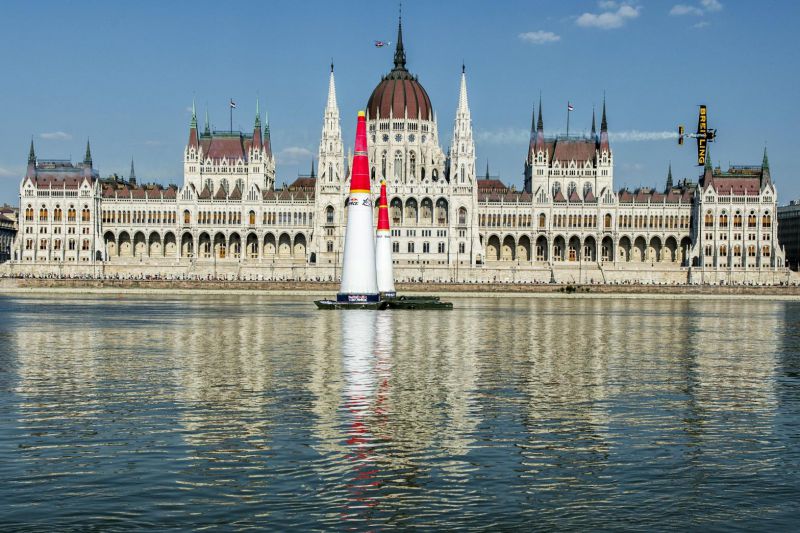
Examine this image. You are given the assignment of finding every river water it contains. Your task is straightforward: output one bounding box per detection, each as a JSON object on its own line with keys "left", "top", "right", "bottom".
{"left": 0, "top": 294, "right": 799, "bottom": 530}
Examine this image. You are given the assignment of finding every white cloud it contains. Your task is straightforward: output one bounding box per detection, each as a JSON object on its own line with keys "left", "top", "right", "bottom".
{"left": 701, "top": 0, "right": 723, "bottom": 12}
{"left": 670, "top": 0, "right": 722, "bottom": 16}
{"left": 518, "top": 30, "right": 561, "bottom": 44}
{"left": 277, "top": 146, "right": 313, "bottom": 164}
{"left": 39, "top": 131, "right": 72, "bottom": 141}
{"left": 610, "top": 130, "right": 679, "bottom": 142}
{"left": 670, "top": 4, "right": 703, "bottom": 15}
{"left": 576, "top": 2, "right": 641, "bottom": 29}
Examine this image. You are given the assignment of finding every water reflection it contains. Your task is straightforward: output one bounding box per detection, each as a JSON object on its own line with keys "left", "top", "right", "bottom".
{"left": 0, "top": 295, "right": 798, "bottom": 530}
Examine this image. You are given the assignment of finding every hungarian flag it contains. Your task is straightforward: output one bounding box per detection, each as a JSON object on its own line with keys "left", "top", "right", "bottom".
{"left": 230, "top": 99, "right": 237, "bottom": 109}
{"left": 567, "top": 103, "right": 574, "bottom": 111}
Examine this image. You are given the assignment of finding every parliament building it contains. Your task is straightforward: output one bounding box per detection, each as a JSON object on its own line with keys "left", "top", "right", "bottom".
{"left": 6, "top": 20, "right": 788, "bottom": 285}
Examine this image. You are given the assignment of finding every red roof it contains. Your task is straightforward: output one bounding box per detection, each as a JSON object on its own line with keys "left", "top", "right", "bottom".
{"left": 553, "top": 139, "right": 596, "bottom": 164}
{"left": 707, "top": 177, "right": 761, "bottom": 196}
{"left": 367, "top": 73, "right": 433, "bottom": 120}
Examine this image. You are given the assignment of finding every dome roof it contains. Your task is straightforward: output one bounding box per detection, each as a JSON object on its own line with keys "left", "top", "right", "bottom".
{"left": 366, "top": 20, "right": 433, "bottom": 121}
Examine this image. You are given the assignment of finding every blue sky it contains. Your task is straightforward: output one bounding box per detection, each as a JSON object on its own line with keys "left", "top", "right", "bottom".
{"left": 0, "top": 0, "right": 797, "bottom": 206}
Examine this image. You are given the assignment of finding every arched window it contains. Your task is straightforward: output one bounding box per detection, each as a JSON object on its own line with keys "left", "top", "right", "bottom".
{"left": 552, "top": 181, "right": 561, "bottom": 197}
{"left": 458, "top": 207, "right": 467, "bottom": 225}
{"left": 394, "top": 151, "right": 403, "bottom": 181}
{"left": 704, "top": 210, "right": 714, "bottom": 228}
{"left": 733, "top": 211, "right": 742, "bottom": 228}
{"left": 25, "top": 205, "right": 34, "bottom": 221}
{"left": 249, "top": 210, "right": 256, "bottom": 225}
{"left": 583, "top": 182, "right": 593, "bottom": 198}
{"left": 39, "top": 205, "right": 48, "bottom": 222}
{"left": 567, "top": 182, "right": 577, "bottom": 198}
{"left": 220, "top": 178, "right": 229, "bottom": 194}
{"left": 204, "top": 178, "right": 213, "bottom": 192}
{"left": 235, "top": 178, "right": 244, "bottom": 192}
{"left": 381, "top": 151, "right": 387, "bottom": 178}
{"left": 539, "top": 213, "right": 546, "bottom": 228}
{"left": 390, "top": 198, "right": 402, "bottom": 225}
{"left": 409, "top": 152, "right": 416, "bottom": 178}
{"left": 719, "top": 211, "right": 728, "bottom": 228}
{"left": 326, "top": 206, "right": 334, "bottom": 224}
{"left": 183, "top": 210, "right": 191, "bottom": 224}
{"left": 432, "top": 169, "right": 439, "bottom": 182}
{"left": 604, "top": 213, "right": 612, "bottom": 229}
{"left": 54, "top": 205, "right": 62, "bottom": 222}
{"left": 329, "top": 164, "right": 334, "bottom": 183}
{"left": 748, "top": 211, "right": 757, "bottom": 228}
{"left": 762, "top": 212, "right": 771, "bottom": 228}
{"left": 81, "top": 206, "right": 90, "bottom": 222}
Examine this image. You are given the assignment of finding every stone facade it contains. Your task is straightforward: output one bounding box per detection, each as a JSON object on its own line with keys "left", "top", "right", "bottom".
{"left": 6, "top": 19, "right": 788, "bottom": 285}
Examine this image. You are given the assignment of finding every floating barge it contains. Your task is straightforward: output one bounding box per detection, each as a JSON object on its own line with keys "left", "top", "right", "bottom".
{"left": 314, "top": 295, "right": 452, "bottom": 310}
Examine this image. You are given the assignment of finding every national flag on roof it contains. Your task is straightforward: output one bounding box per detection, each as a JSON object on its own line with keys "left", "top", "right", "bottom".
{"left": 230, "top": 99, "right": 237, "bottom": 109}
{"left": 567, "top": 103, "right": 574, "bottom": 111}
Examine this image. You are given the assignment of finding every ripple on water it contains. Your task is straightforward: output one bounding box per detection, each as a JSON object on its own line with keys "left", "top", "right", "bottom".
{"left": 0, "top": 294, "right": 799, "bottom": 530}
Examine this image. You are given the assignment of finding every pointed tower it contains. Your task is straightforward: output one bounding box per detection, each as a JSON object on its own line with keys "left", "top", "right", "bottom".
{"left": 595, "top": 97, "right": 614, "bottom": 194}
{"left": 375, "top": 180, "right": 396, "bottom": 297}
{"left": 666, "top": 162, "right": 673, "bottom": 191}
{"left": 252, "top": 98, "right": 263, "bottom": 151}
{"left": 761, "top": 146, "right": 772, "bottom": 186}
{"left": 184, "top": 99, "right": 202, "bottom": 189}
{"left": 338, "top": 111, "right": 379, "bottom": 302}
{"left": 83, "top": 139, "right": 92, "bottom": 167}
{"left": 312, "top": 62, "right": 348, "bottom": 267}
{"left": 188, "top": 100, "right": 199, "bottom": 148}
{"left": 129, "top": 158, "right": 137, "bottom": 186}
{"left": 591, "top": 106, "right": 597, "bottom": 141}
{"left": 447, "top": 64, "right": 482, "bottom": 266}
{"left": 450, "top": 63, "right": 475, "bottom": 186}
{"left": 26, "top": 138, "right": 36, "bottom": 177}
{"left": 599, "top": 99, "right": 610, "bottom": 152}
{"left": 535, "top": 96, "right": 545, "bottom": 153}
{"left": 203, "top": 105, "right": 210, "bottom": 136}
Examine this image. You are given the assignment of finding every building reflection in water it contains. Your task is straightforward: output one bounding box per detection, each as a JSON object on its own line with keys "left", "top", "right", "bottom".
{"left": 2, "top": 294, "right": 793, "bottom": 529}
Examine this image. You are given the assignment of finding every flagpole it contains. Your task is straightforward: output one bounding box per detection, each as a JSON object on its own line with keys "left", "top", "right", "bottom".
{"left": 566, "top": 101, "right": 570, "bottom": 137}
{"left": 230, "top": 98, "right": 233, "bottom": 133}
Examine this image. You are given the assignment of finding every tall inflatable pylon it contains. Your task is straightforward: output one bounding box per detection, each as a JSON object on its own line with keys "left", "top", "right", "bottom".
{"left": 375, "top": 179, "right": 396, "bottom": 298}
{"left": 337, "top": 111, "right": 379, "bottom": 303}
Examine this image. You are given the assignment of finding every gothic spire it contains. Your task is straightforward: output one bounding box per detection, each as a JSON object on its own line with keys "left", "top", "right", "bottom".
{"left": 666, "top": 162, "right": 673, "bottom": 190}
{"left": 599, "top": 97, "right": 610, "bottom": 152}
{"left": 537, "top": 94, "right": 544, "bottom": 132}
{"left": 530, "top": 102, "right": 536, "bottom": 137}
{"left": 129, "top": 158, "right": 137, "bottom": 185}
{"left": 762, "top": 146, "right": 769, "bottom": 170}
{"left": 28, "top": 138, "right": 36, "bottom": 164}
{"left": 190, "top": 99, "right": 197, "bottom": 129}
{"left": 84, "top": 139, "right": 92, "bottom": 166}
{"left": 591, "top": 106, "right": 596, "bottom": 138}
{"left": 762, "top": 146, "right": 772, "bottom": 185}
{"left": 204, "top": 105, "right": 210, "bottom": 135}
{"left": 457, "top": 64, "right": 469, "bottom": 114}
{"left": 310, "top": 158, "right": 316, "bottom": 179}
{"left": 326, "top": 62, "right": 338, "bottom": 111}
{"left": 255, "top": 97, "right": 261, "bottom": 129}
{"left": 393, "top": 13, "right": 406, "bottom": 70}
{"left": 485, "top": 160, "right": 490, "bottom": 179}
{"left": 600, "top": 98, "right": 608, "bottom": 132}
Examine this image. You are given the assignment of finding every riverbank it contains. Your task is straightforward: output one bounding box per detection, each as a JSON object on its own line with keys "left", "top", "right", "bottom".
{"left": 2, "top": 277, "right": 799, "bottom": 299}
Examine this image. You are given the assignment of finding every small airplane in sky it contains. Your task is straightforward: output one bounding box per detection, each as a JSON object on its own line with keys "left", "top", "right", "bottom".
{"left": 678, "top": 105, "right": 717, "bottom": 166}
{"left": 374, "top": 40, "right": 391, "bottom": 48}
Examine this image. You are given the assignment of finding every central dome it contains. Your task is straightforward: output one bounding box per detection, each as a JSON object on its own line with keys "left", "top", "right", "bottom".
{"left": 366, "top": 21, "right": 433, "bottom": 121}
